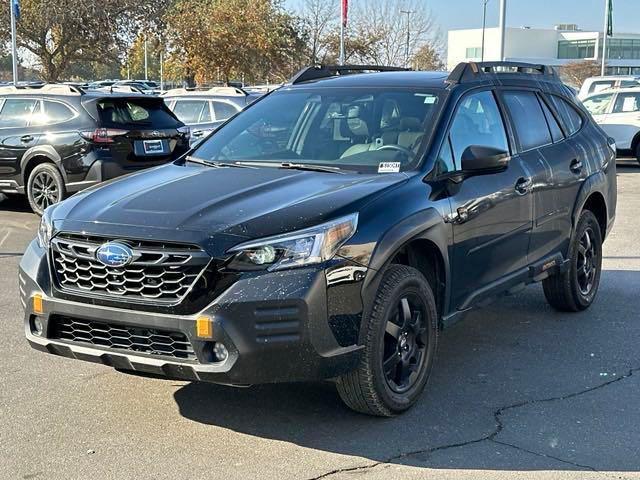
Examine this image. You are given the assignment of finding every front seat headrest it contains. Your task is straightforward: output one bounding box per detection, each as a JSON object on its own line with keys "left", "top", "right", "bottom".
{"left": 346, "top": 105, "right": 369, "bottom": 137}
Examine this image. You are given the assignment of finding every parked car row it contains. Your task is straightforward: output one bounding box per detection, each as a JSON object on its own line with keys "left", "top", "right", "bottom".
{"left": 0, "top": 81, "right": 271, "bottom": 214}
{"left": 578, "top": 76, "right": 640, "bottom": 163}
{"left": 0, "top": 84, "right": 190, "bottom": 214}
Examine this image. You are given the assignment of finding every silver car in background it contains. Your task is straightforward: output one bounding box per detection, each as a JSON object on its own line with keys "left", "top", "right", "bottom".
{"left": 162, "top": 87, "right": 265, "bottom": 144}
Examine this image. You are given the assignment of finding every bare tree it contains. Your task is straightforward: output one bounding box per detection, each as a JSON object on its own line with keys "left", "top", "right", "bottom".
{"left": 558, "top": 61, "right": 602, "bottom": 89}
{"left": 351, "top": 0, "right": 441, "bottom": 67}
{"left": 302, "top": 0, "right": 337, "bottom": 63}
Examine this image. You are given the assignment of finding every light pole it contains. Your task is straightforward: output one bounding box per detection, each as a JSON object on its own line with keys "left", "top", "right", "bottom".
{"left": 601, "top": 0, "right": 611, "bottom": 76}
{"left": 498, "top": 0, "right": 506, "bottom": 61}
{"left": 481, "top": 0, "right": 489, "bottom": 62}
{"left": 400, "top": 10, "right": 414, "bottom": 68}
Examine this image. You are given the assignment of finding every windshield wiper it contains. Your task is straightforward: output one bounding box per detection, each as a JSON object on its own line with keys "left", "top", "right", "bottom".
{"left": 185, "top": 156, "right": 255, "bottom": 169}
{"left": 236, "top": 161, "right": 345, "bottom": 174}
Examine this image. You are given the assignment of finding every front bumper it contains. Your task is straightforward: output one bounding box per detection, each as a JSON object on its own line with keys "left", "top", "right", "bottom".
{"left": 19, "top": 240, "right": 363, "bottom": 385}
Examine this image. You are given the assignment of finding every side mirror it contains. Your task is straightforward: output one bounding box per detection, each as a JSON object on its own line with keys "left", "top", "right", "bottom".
{"left": 461, "top": 145, "right": 509, "bottom": 173}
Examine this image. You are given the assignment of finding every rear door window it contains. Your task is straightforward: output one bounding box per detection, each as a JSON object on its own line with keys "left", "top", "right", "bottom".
{"left": 612, "top": 92, "right": 640, "bottom": 113}
{"left": 42, "top": 100, "right": 75, "bottom": 124}
{"left": 503, "top": 91, "right": 552, "bottom": 151}
{"left": 171, "top": 100, "right": 209, "bottom": 124}
{"left": 538, "top": 96, "right": 564, "bottom": 143}
{"left": 548, "top": 95, "right": 583, "bottom": 135}
{"left": 97, "top": 98, "right": 181, "bottom": 128}
{"left": 0, "top": 98, "right": 40, "bottom": 128}
{"left": 589, "top": 80, "right": 615, "bottom": 93}
{"left": 212, "top": 101, "right": 239, "bottom": 121}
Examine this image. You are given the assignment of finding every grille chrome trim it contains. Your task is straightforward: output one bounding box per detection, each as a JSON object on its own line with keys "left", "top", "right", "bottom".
{"left": 50, "top": 233, "right": 211, "bottom": 305}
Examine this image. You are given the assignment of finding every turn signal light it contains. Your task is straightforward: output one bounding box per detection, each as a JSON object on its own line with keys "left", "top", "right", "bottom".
{"left": 33, "top": 294, "right": 43, "bottom": 314}
{"left": 196, "top": 316, "right": 213, "bottom": 338}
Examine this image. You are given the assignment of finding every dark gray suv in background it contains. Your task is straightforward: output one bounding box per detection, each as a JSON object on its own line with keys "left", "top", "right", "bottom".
{"left": 20, "top": 63, "right": 616, "bottom": 416}
{"left": 0, "top": 84, "right": 190, "bottom": 214}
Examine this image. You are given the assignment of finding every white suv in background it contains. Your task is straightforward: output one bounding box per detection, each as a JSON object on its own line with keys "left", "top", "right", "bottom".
{"left": 578, "top": 76, "right": 640, "bottom": 100}
{"left": 582, "top": 87, "right": 640, "bottom": 164}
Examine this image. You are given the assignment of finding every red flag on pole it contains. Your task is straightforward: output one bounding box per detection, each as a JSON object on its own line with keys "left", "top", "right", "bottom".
{"left": 342, "top": 0, "right": 348, "bottom": 27}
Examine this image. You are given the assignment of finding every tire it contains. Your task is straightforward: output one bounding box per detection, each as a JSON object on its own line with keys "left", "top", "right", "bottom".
{"left": 336, "top": 265, "right": 439, "bottom": 416}
{"left": 26, "top": 163, "right": 65, "bottom": 216}
{"left": 635, "top": 142, "right": 640, "bottom": 166}
{"left": 543, "top": 210, "right": 603, "bottom": 312}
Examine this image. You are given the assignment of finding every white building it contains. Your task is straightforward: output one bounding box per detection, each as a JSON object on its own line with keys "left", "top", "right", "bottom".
{"left": 447, "top": 25, "right": 640, "bottom": 75}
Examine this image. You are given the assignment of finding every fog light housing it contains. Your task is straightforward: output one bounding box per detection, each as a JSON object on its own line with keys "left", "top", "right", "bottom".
{"left": 31, "top": 317, "right": 44, "bottom": 336}
{"left": 213, "top": 342, "right": 229, "bottom": 362}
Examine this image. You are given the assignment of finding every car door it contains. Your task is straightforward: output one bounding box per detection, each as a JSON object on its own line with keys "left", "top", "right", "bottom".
{"left": 445, "top": 89, "right": 534, "bottom": 310}
{"left": 600, "top": 91, "right": 640, "bottom": 150}
{"left": 0, "top": 97, "right": 43, "bottom": 179}
{"left": 500, "top": 90, "right": 583, "bottom": 263}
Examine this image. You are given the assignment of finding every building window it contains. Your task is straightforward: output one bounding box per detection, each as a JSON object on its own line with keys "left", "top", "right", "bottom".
{"left": 558, "top": 39, "right": 596, "bottom": 59}
{"left": 465, "top": 47, "right": 483, "bottom": 59}
{"left": 603, "top": 38, "right": 640, "bottom": 60}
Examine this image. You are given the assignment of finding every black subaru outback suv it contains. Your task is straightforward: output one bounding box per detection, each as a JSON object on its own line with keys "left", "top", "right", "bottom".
{"left": 20, "top": 63, "right": 617, "bottom": 416}
{"left": 0, "top": 84, "right": 189, "bottom": 214}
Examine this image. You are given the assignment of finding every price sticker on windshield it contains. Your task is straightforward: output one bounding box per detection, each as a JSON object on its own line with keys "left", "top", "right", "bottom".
{"left": 378, "top": 162, "right": 401, "bottom": 173}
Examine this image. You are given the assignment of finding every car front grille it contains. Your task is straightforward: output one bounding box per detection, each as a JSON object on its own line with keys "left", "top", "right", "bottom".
{"left": 50, "top": 233, "right": 210, "bottom": 305}
{"left": 50, "top": 315, "right": 196, "bottom": 360}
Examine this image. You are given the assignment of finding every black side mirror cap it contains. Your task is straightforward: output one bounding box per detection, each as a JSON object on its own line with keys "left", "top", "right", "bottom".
{"left": 461, "top": 145, "right": 510, "bottom": 173}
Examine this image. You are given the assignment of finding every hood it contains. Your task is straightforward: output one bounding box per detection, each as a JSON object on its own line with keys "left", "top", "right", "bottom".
{"left": 53, "top": 162, "right": 407, "bottom": 247}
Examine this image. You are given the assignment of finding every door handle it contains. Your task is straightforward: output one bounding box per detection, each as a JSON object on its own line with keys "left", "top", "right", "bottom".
{"left": 515, "top": 177, "right": 532, "bottom": 195}
{"left": 192, "top": 130, "right": 204, "bottom": 138}
{"left": 20, "top": 135, "right": 34, "bottom": 143}
{"left": 570, "top": 158, "right": 583, "bottom": 174}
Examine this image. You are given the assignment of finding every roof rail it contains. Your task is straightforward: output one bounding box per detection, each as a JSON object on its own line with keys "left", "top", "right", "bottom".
{"left": 0, "top": 83, "right": 83, "bottom": 96}
{"left": 447, "top": 61, "right": 556, "bottom": 85}
{"left": 289, "top": 64, "right": 410, "bottom": 85}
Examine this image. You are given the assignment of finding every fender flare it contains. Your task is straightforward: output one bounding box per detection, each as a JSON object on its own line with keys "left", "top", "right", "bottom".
{"left": 20, "top": 145, "right": 65, "bottom": 183}
{"left": 571, "top": 171, "right": 607, "bottom": 229}
{"left": 362, "top": 207, "right": 451, "bottom": 317}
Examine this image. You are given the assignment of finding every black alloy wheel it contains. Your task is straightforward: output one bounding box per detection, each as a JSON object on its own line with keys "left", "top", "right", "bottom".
{"left": 382, "top": 294, "right": 429, "bottom": 394}
{"left": 543, "top": 209, "right": 602, "bottom": 312}
{"left": 337, "top": 264, "right": 438, "bottom": 416}
{"left": 576, "top": 226, "right": 598, "bottom": 296}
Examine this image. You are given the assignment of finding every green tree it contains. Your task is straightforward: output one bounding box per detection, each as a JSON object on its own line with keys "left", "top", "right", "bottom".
{"left": 0, "top": 0, "right": 168, "bottom": 81}
{"left": 165, "top": 0, "right": 307, "bottom": 85}
{"left": 411, "top": 43, "right": 444, "bottom": 71}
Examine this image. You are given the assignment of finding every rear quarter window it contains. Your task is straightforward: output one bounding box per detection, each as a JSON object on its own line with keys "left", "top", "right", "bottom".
{"left": 97, "top": 98, "right": 181, "bottom": 128}
{"left": 549, "top": 95, "right": 583, "bottom": 136}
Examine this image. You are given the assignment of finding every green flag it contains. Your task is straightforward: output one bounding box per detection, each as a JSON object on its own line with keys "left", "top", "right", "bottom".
{"left": 607, "top": 0, "right": 613, "bottom": 37}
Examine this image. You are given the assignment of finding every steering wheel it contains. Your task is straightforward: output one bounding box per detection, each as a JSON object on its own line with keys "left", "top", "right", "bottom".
{"left": 377, "top": 144, "right": 416, "bottom": 160}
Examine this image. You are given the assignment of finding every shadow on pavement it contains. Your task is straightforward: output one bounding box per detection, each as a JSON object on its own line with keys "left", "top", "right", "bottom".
{"left": 174, "top": 269, "right": 640, "bottom": 473}
{"left": 0, "top": 193, "right": 32, "bottom": 213}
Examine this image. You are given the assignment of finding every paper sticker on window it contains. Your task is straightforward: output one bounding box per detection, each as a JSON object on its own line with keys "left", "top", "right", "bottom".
{"left": 378, "top": 162, "right": 401, "bottom": 173}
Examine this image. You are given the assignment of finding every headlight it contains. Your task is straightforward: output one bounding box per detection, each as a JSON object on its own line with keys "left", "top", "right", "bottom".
{"left": 37, "top": 211, "right": 54, "bottom": 248}
{"left": 228, "top": 213, "right": 358, "bottom": 271}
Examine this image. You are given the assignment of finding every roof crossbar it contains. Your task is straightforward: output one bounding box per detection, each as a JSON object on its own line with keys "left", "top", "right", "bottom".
{"left": 289, "top": 64, "right": 410, "bottom": 85}
{"left": 447, "top": 61, "right": 557, "bottom": 85}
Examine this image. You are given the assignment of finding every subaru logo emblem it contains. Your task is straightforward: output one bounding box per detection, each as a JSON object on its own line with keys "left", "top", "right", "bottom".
{"left": 151, "top": 130, "right": 161, "bottom": 137}
{"left": 95, "top": 242, "right": 134, "bottom": 268}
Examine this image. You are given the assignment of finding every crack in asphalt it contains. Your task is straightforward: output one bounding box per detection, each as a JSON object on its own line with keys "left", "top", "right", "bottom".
{"left": 0, "top": 252, "right": 23, "bottom": 258}
{"left": 309, "top": 366, "right": 639, "bottom": 480}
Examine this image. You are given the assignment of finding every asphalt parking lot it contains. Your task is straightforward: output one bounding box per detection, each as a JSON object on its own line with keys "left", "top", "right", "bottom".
{"left": 1, "top": 160, "right": 639, "bottom": 480}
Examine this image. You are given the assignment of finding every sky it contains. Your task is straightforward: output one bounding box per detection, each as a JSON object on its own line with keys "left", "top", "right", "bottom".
{"left": 284, "top": 0, "right": 640, "bottom": 34}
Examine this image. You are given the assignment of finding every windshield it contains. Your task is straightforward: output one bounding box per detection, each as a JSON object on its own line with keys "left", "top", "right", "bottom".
{"left": 191, "top": 87, "right": 443, "bottom": 173}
